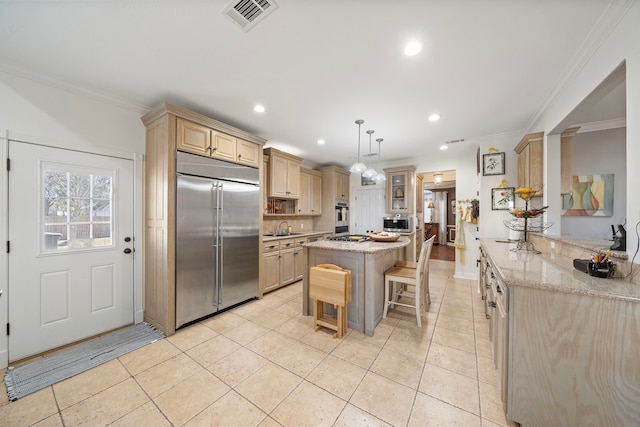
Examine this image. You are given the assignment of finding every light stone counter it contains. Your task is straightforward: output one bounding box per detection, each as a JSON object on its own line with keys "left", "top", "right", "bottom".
{"left": 480, "top": 238, "right": 639, "bottom": 302}
{"left": 301, "top": 236, "right": 410, "bottom": 254}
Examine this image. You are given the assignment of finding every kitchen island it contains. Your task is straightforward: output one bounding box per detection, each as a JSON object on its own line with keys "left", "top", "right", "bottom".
{"left": 480, "top": 238, "right": 640, "bottom": 426}
{"left": 302, "top": 237, "right": 410, "bottom": 336}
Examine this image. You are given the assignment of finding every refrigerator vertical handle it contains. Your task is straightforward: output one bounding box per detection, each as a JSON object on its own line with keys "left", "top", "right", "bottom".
{"left": 212, "top": 182, "right": 220, "bottom": 308}
{"left": 217, "top": 181, "right": 224, "bottom": 306}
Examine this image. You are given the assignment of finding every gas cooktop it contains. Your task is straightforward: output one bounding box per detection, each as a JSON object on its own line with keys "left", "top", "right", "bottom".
{"left": 329, "top": 235, "right": 370, "bottom": 242}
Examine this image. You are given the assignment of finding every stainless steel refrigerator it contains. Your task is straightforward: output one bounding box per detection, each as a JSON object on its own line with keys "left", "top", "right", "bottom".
{"left": 175, "top": 151, "right": 260, "bottom": 329}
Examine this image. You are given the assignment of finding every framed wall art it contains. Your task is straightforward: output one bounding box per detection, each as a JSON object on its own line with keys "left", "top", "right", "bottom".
{"left": 491, "top": 187, "right": 514, "bottom": 210}
{"left": 483, "top": 152, "right": 505, "bottom": 176}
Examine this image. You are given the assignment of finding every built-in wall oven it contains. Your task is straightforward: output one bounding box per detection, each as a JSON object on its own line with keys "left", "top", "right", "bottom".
{"left": 335, "top": 201, "right": 349, "bottom": 235}
{"left": 383, "top": 214, "right": 413, "bottom": 233}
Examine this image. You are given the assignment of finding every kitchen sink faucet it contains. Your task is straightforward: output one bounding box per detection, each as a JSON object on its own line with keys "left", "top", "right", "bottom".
{"left": 277, "top": 221, "right": 290, "bottom": 235}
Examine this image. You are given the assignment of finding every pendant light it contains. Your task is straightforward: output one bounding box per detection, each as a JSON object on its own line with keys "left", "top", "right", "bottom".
{"left": 362, "top": 130, "right": 378, "bottom": 178}
{"left": 372, "top": 138, "right": 387, "bottom": 182}
{"left": 349, "top": 119, "right": 367, "bottom": 173}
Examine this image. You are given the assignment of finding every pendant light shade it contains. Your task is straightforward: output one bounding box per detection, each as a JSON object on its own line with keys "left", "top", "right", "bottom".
{"left": 350, "top": 119, "right": 367, "bottom": 173}
{"left": 362, "top": 129, "right": 378, "bottom": 178}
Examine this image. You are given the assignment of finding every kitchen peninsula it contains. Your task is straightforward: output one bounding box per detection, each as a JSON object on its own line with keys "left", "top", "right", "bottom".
{"left": 302, "top": 237, "right": 410, "bottom": 336}
{"left": 480, "top": 238, "right": 639, "bottom": 426}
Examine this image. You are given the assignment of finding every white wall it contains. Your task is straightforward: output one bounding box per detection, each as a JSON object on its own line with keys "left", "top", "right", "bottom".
{"left": 538, "top": 2, "right": 640, "bottom": 257}
{"left": 561, "top": 128, "right": 626, "bottom": 239}
{"left": 0, "top": 70, "right": 146, "bottom": 368}
{"left": 0, "top": 71, "right": 146, "bottom": 153}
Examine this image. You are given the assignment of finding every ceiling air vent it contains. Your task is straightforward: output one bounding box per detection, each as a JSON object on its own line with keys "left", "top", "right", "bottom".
{"left": 222, "top": 0, "right": 278, "bottom": 32}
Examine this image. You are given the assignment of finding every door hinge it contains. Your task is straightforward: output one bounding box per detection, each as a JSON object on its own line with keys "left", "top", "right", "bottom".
{"left": 6, "top": 323, "right": 9, "bottom": 336}
{"left": 6, "top": 241, "right": 9, "bottom": 253}
{"left": 6, "top": 158, "right": 10, "bottom": 171}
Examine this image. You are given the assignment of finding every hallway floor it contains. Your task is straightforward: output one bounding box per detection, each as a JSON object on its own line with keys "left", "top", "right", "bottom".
{"left": 1, "top": 260, "right": 515, "bottom": 427}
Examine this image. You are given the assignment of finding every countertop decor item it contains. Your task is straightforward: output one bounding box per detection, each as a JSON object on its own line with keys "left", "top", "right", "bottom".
{"left": 506, "top": 187, "right": 552, "bottom": 253}
{"left": 369, "top": 232, "right": 400, "bottom": 242}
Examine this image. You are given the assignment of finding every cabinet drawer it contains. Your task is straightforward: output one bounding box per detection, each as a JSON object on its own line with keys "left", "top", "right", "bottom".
{"left": 294, "top": 238, "right": 307, "bottom": 247}
{"left": 279, "top": 239, "right": 295, "bottom": 250}
{"left": 263, "top": 241, "right": 280, "bottom": 253}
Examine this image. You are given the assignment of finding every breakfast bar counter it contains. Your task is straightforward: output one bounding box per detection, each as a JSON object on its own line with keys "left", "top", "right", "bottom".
{"left": 480, "top": 238, "right": 640, "bottom": 426}
{"left": 302, "top": 237, "right": 410, "bottom": 336}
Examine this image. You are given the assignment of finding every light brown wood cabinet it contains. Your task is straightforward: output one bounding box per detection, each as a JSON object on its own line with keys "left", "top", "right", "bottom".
{"left": 298, "top": 168, "right": 322, "bottom": 215}
{"left": 316, "top": 166, "right": 351, "bottom": 234}
{"left": 560, "top": 127, "right": 580, "bottom": 195}
{"left": 294, "top": 245, "right": 304, "bottom": 282}
{"left": 335, "top": 170, "right": 350, "bottom": 201}
{"left": 262, "top": 237, "right": 306, "bottom": 293}
{"left": 415, "top": 174, "right": 424, "bottom": 213}
{"left": 141, "top": 102, "right": 266, "bottom": 336}
{"left": 384, "top": 166, "right": 416, "bottom": 213}
{"left": 264, "top": 147, "right": 301, "bottom": 199}
{"left": 514, "top": 132, "right": 544, "bottom": 195}
{"left": 481, "top": 242, "right": 640, "bottom": 426}
{"left": 176, "top": 117, "right": 260, "bottom": 167}
{"left": 262, "top": 244, "right": 280, "bottom": 293}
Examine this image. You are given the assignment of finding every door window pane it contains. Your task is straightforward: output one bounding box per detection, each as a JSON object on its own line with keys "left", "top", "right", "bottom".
{"left": 42, "top": 165, "right": 114, "bottom": 251}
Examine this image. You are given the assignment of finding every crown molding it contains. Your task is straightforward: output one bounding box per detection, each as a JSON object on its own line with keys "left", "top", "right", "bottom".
{"left": 0, "top": 64, "right": 150, "bottom": 114}
{"left": 575, "top": 117, "right": 626, "bottom": 133}
{"left": 524, "top": 0, "right": 635, "bottom": 133}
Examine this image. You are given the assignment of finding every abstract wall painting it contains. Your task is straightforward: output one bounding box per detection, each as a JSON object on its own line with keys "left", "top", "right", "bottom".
{"left": 562, "top": 174, "right": 614, "bottom": 216}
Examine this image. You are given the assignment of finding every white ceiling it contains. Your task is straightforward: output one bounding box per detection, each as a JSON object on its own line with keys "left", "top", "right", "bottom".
{"left": 0, "top": 0, "right": 628, "bottom": 168}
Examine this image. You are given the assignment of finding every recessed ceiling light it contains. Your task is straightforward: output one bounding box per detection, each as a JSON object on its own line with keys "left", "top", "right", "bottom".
{"left": 317, "top": 139, "right": 325, "bottom": 145}
{"left": 440, "top": 144, "right": 448, "bottom": 150}
{"left": 428, "top": 113, "right": 440, "bottom": 122}
{"left": 404, "top": 40, "right": 422, "bottom": 56}
{"left": 253, "top": 104, "right": 265, "bottom": 113}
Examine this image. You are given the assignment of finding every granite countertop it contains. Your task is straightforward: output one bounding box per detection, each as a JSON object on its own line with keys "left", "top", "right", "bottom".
{"left": 262, "top": 231, "right": 332, "bottom": 242}
{"left": 480, "top": 238, "right": 640, "bottom": 303}
{"left": 303, "top": 236, "right": 410, "bottom": 254}
{"left": 541, "top": 234, "right": 628, "bottom": 260}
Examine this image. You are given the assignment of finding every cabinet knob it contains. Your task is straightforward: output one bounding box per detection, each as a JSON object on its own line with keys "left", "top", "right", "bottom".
{"left": 238, "top": 154, "right": 242, "bottom": 159}
{"left": 488, "top": 301, "right": 497, "bottom": 308}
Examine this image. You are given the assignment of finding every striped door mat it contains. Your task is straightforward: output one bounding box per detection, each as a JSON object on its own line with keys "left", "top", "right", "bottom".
{"left": 4, "top": 322, "right": 164, "bottom": 401}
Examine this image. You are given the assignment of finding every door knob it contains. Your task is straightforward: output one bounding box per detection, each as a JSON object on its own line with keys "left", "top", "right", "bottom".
{"left": 124, "top": 237, "right": 132, "bottom": 242}
{"left": 124, "top": 248, "right": 132, "bottom": 254}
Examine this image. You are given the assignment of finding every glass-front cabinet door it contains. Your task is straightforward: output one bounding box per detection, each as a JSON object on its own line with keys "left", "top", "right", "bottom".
{"left": 384, "top": 166, "right": 416, "bottom": 213}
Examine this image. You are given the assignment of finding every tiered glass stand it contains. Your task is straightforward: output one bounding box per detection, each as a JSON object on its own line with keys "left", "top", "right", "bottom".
{"left": 504, "top": 200, "right": 552, "bottom": 253}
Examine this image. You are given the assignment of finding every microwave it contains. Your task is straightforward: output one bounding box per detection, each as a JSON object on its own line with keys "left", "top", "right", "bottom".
{"left": 383, "top": 215, "right": 413, "bottom": 233}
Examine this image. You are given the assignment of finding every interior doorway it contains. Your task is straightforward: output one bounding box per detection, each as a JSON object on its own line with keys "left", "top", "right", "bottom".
{"left": 418, "top": 170, "right": 456, "bottom": 260}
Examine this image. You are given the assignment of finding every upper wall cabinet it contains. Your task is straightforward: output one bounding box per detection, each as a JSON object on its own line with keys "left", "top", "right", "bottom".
{"left": 560, "top": 127, "right": 580, "bottom": 195}
{"left": 415, "top": 174, "right": 424, "bottom": 213}
{"left": 264, "top": 147, "right": 301, "bottom": 199}
{"left": 177, "top": 117, "right": 260, "bottom": 168}
{"left": 299, "top": 168, "right": 322, "bottom": 215}
{"left": 514, "top": 132, "right": 544, "bottom": 196}
{"left": 384, "top": 166, "right": 416, "bottom": 214}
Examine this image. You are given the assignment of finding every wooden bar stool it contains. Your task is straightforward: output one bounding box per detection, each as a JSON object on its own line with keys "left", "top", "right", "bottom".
{"left": 309, "top": 264, "right": 352, "bottom": 338}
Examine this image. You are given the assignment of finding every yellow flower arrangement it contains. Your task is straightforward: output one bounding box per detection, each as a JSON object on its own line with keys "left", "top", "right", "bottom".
{"left": 514, "top": 187, "right": 536, "bottom": 200}
{"left": 510, "top": 187, "right": 547, "bottom": 218}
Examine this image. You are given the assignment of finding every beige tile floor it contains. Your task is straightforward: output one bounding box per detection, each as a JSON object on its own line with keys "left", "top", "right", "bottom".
{"left": 0, "top": 260, "right": 517, "bottom": 427}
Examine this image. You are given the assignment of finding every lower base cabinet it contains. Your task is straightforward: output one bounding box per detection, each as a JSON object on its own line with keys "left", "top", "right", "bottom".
{"left": 263, "top": 237, "right": 306, "bottom": 293}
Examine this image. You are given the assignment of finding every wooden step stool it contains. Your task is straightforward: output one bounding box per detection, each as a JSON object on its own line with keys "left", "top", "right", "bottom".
{"left": 309, "top": 264, "right": 352, "bottom": 339}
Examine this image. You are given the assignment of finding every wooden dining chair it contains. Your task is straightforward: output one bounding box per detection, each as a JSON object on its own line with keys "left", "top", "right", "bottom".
{"left": 394, "top": 235, "right": 435, "bottom": 310}
{"left": 383, "top": 235, "right": 434, "bottom": 326}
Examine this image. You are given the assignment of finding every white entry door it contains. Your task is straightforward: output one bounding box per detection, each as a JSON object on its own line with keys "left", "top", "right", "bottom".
{"left": 352, "top": 188, "right": 385, "bottom": 234}
{"left": 8, "top": 142, "right": 134, "bottom": 361}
